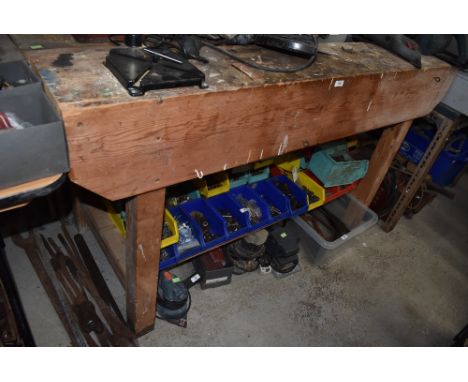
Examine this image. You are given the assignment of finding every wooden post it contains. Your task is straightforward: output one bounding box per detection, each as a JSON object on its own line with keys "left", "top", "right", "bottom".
{"left": 125, "top": 188, "right": 165, "bottom": 336}
{"left": 353, "top": 120, "right": 413, "bottom": 206}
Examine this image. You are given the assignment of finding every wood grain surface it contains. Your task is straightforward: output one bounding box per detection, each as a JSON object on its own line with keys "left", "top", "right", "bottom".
{"left": 26, "top": 43, "right": 455, "bottom": 200}
{"left": 125, "top": 189, "right": 165, "bottom": 335}
{"left": 353, "top": 120, "right": 413, "bottom": 206}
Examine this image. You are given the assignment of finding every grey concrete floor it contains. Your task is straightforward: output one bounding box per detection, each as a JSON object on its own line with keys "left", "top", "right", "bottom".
{"left": 2, "top": 175, "right": 468, "bottom": 346}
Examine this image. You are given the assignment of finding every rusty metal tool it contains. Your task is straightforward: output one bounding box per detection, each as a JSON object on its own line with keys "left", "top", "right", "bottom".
{"left": 72, "top": 233, "right": 125, "bottom": 323}
{"left": 45, "top": 236, "right": 114, "bottom": 347}
{"left": 12, "top": 230, "right": 87, "bottom": 346}
{"left": 55, "top": 224, "right": 137, "bottom": 346}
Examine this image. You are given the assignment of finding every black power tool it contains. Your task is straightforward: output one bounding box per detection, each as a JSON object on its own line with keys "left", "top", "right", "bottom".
{"left": 156, "top": 271, "right": 200, "bottom": 328}
{"left": 105, "top": 34, "right": 206, "bottom": 96}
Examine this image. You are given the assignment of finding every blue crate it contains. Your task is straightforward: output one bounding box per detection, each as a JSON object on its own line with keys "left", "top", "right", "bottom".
{"left": 400, "top": 125, "right": 468, "bottom": 186}
{"left": 249, "top": 180, "right": 290, "bottom": 222}
{"left": 228, "top": 185, "right": 272, "bottom": 229}
{"left": 206, "top": 192, "right": 251, "bottom": 239}
{"left": 269, "top": 175, "right": 309, "bottom": 216}
{"left": 229, "top": 171, "right": 250, "bottom": 188}
{"left": 159, "top": 245, "right": 179, "bottom": 270}
{"left": 180, "top": 198, "right": 227, "bottom": 248}
{"left": 168, "top": 205, "right": 203, "bottom": 260}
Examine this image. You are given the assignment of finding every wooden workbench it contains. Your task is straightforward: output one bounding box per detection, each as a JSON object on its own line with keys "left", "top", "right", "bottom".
{"left": 26, "top": 42, "right": 454, "bottom": 336}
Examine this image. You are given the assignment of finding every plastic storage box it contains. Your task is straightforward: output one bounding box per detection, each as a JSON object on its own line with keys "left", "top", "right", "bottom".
{"left": 249, "top": 179, "right": 290, "bottom": 222}
{"left": 293, "top": 193, "right": 378, "bottom": 266}
{"left": 198, "top": 172, "right": 230, "bottom": 198}
{"left": 275, "top": 153, "right": 302, "bottom": 173}
{"left": 0, "top": 61, "right": 40, "bottom": 93}
{"left": 229, "top": 185, "right": 272, "bottom": 229}
{"left": 308, "top": 142, "right": 368, "bottom": 187}
{"left": 294, "top": 171, "right": 325, "bottom": 211}
{"left": 229, "top": 170, "right": 250, "bottom": 188}
{"left": 269, "top": 175, "right": 309, "bottom": 215}
{"left": 160, "top": 245, "right": 179, "bottom": 270}
{"left": 253, "top": 158, "right": 274, "bottom": 169}
{"left": 206, "top": 192, "right": 250, "bottom": 238}
{"left": 247, "top": 166, "right": 270, "bottom": 183}
{"left": 161, "top": 209, "right": 179, "bottom": 249}
{"left": 168, "top": 205, "right": 203, "bottom": 261}
{"left": 0, "top": 85, "right": 69, "bottom": 188}
{"left": 179, "top": 198, "right": 227, "bottom": 247}
{"left": 399, "top": 121, "right": 468, "bottom": 186}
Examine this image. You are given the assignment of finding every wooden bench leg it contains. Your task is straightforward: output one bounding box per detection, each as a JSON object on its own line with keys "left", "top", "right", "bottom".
{"left": 125, "top": 188, "right": 165, "bottom": 336}
{"left": 353, "top": 120, "right": 413, "bottom": 206}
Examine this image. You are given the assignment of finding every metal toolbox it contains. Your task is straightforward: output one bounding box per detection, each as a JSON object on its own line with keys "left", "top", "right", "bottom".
{"left": 0, "top": 85, "right": 69, "bottom": 188}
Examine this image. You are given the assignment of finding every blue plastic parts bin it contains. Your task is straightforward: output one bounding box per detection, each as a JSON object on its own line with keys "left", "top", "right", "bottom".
{"left": 399, "top": 126, "right": 468, "bottom": 187}
{"left": 308, "top": 141, "right": 369, "bottom": 187}
{"left": 162, "top": 206, "right": 203, "bottom": 269}
{"left": 229, "top": 185, "right": 272, "bottom": 229}
{"left": 250, "top": 179, "right": 291, "bottom": 223}
{"left": 269, "top": 175, "right": 309, "bottom": 215}
{"left": 208, "top": 193, "right": 251, "bottom": 238}
{"left": 180, "top": 199, "right": 227, "bottom": 247}
{"left": 161, "top": 176, "right": 309, "bottom": 269}
{"left": 160, "top": 246, "right": 178, "bottom": 269}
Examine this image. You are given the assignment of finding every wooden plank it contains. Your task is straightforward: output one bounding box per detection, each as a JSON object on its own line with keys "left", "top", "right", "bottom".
{"left": 9, "top": 34, "right": 80, "bottom": 50}
{"left": 26, "top": 43, "right": 450, "bottom": 106}
{"left": 59, "top": 67, "right": 454, "bottom": 201}
{"left": 353, "top": 120, "right": 413, "bottom": 206}
{"left": 382, "top": 111, "right": 460, "bottom": 232}
{"left": 81, "top": 201, "right": 126, "bottom": 287}
{"left": 0, "top": 174, "right": 62, "bottom": 199}
{"left": 125, "top": 188, "right": 165, "bottom": 336}
{"left": 26, "top": 43, "right": 455, "bottom": 201}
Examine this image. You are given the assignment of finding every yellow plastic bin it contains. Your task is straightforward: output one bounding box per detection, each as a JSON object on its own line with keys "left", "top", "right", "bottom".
{"left": 105, "top": 200, "right": 126, "bottom": 237}
{"left": 198, "top": 172, "right": 230, "bottom": 198}
{"left": 253, "top": 158, "right": 274, "bottom": 169}
{"left": 295, "top": 171, "right": 326, "bottom": 211}
{"left": 161, "top": 209, "right": 179, "bottom": 249}
{"left": 275, "top": 153, "right": 301, "bottom": 174}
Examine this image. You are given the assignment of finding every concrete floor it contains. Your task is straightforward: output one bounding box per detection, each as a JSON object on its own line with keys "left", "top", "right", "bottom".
{"left": 2, "top": 175, "right": 468, "bottom": 346}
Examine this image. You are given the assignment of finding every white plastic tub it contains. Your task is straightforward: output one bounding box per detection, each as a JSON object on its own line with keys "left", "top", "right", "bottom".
{"left": 293, "top": 193, "right": 378, "bottom": 266}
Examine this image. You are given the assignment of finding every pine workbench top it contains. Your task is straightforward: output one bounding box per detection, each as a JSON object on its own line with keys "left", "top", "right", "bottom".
{"left": 25, "top": 43, "right": 454, "bottom": 200}
{"left": 26, "top": 42, "right": 450, "bottom": 111}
